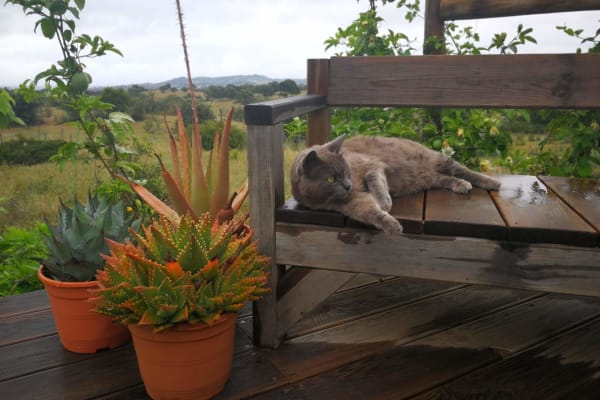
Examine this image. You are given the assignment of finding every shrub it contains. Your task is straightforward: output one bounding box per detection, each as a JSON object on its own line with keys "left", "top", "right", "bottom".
{"left": 0, "top": 138, "right": 67, "bottom": 165}
{"left": 0, "top": 224, "right": 48, "bottom": 296}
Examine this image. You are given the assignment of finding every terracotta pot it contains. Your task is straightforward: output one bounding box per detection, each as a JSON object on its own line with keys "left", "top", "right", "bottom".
{"left": 128, "top": 313, "right": 237, "bottom": 400}
{"left": 38, "top": 266, "right": 131, "bottom": 353}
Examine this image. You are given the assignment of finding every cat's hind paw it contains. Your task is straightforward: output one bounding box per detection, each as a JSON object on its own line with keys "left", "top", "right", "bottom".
{"left": 451, "top": 179, "right": 472, "bottom": 194}
{"left": 481, "top": 178, "right": 501, "bottom": 191}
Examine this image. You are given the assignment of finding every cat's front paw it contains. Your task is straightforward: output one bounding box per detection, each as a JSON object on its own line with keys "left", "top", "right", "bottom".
{"left": 381, "top": 215, "right": 403, "bottom": 235}
{"left": 378, "top": 192, "right": 393, "bottom": 212}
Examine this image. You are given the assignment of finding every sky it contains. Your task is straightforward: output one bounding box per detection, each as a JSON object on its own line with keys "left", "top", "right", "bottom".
{"left": 1, "top": 1, "right": 599, "bottom": 88}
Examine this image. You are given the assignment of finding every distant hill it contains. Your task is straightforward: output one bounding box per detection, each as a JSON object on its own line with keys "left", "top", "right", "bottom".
{"left": 138, "top": 74, "right": 305, "bottom": 90}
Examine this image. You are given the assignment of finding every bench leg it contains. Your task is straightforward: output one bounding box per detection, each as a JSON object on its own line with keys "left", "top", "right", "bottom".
{"left": 247, "top": 123, "right": 285, "bottom": 347}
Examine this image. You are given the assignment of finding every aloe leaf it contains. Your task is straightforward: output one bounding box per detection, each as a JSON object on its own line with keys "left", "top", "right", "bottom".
{"left": 232, "top": 180, "right": 249, "bottom": 214}
{"left": 156, "top": 156, "right": 198, "bottom": 220}
{"left": 209, "top": 108, "right": 233, "bottom": 218}
{"left": 190, "top": 111, "right": 210, "bottom": 217}
{"left": 114, "top": 175, "right": 180, "bottom": 224}
{"left": 163, "top": 114, "right": 184, "bottom": 191}
{"left": 175, "top": 106, "right": 192, "bottom": 199}
{"left": 207, "top": 130, "right": 220, "bottom": 194}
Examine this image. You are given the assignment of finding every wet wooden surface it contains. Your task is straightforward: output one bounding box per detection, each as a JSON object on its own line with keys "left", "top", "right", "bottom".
{"left": 278, "top": 175, "right": 600, "bottom": 246}
{"left": 4, "top": 276, "right": 600, "bottom": 399}
{"left": 491, "top": 175, "right": 597, "bottom": 246}
{"left": 425, "top": 188, "right": 505, "bottom": 239}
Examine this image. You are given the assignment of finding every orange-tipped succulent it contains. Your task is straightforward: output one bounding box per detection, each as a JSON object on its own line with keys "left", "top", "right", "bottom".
{"left": 91, "top": 213, "right": 269, "bottom": 332}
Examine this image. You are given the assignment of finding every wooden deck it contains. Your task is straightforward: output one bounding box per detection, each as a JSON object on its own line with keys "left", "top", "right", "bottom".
{"left": 3, "top": 273, "right": 600, "bottom": 399}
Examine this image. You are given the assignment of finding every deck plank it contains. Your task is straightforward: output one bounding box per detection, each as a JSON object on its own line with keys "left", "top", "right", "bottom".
{"left": 0, "top": 335, "right": 92, "bottom": 382}
{"left": 0, "top": 344, "right": 142, "bottom": 400}
{"left": 0, "top": 323, "right": 254, "bottom": 388}
{"left": 424, "top": 188, "right": 506, "bottom": 239}
{"left": 288, "top": 277, "right": 464, "bottom": 338}
{"left": 415, "top": 317, "right": 600, "bottom": 400}
{"left": 491, "top": 175, "right": 597, "bottom": 246}
{"left": 0, "top": 290, "right": 49, "bottom": 318}
{"left": 0, "top": 309, "right": 56, "bottom": 346}
{"left": 250, "top": 294, "right": 600, "bottom": 399}
{"left": 263, "top": 285, "right": 539, "bottom": 382}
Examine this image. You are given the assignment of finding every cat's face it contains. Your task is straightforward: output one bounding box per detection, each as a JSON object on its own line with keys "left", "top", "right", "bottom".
{"left": 292, "top": 136, "right": 353, "bottom": 205}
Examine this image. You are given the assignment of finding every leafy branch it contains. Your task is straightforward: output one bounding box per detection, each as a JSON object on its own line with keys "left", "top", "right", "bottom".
{"left": 6, "top": 0, "right": 138, "bottom": 180}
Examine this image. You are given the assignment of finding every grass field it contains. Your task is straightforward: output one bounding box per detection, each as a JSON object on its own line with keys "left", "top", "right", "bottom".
{"left": 0, "top": 114, "right": 302, "bottom": 230}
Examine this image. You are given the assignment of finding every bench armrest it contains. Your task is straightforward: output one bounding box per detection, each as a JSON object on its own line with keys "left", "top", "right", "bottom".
{"left": 244, "top": 94, "right": 327, "bottom": 126}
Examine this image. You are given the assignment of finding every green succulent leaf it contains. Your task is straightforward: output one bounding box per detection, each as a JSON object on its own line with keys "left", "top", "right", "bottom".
{"left": 92, "top": 214, "right": 269, "bottom": 330}
{"left": 42, "top": 193, "right": 141, "bottom": 282}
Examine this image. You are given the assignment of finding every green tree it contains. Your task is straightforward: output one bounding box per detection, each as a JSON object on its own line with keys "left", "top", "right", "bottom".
{"left": 99, "top": 87, "right": 131, "bottom": 112}
{"left": 278, "top": 79, "right": 301, "bottom": 95}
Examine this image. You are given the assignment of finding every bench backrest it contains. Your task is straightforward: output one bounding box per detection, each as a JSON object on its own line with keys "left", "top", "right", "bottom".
{"left": 304, "top": 0, "right": 600, "bottom": 145}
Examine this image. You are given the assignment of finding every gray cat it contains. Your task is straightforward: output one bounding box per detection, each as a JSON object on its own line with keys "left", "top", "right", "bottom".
{"left": 290, "top": 135, "right": 501, "bottom": 234}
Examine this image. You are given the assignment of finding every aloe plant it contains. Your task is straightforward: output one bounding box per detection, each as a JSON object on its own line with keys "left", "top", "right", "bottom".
{"left": 121, "top": 106, "right": 248, "bottom": 224}
{"left": 41, "top": 193, "right": 141, "bottom": 282}
{"left": 120, "top": 0, "right": 248, "bottom": 224}
{"left": 92, "top": 213, "right": 269, "bottom": 332}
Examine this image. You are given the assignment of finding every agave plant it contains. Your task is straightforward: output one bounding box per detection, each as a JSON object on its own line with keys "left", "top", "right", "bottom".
{"left": 41, "top": 193, "right": 141, "bottom": 282}
{"left": 92, "top": 213, "right": 269, "bottom": 332}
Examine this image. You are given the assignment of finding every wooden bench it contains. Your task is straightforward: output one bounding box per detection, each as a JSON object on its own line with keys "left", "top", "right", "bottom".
{"left": 245, "top": 2, "right": 600, "bottom": 348}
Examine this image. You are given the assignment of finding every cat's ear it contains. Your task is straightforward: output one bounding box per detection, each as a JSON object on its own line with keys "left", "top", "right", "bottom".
{"left": 324, "top": 135, "right": 345, "bottom": 154}
{"left": 303, "top": 150, "right": 321, "bottom": 171}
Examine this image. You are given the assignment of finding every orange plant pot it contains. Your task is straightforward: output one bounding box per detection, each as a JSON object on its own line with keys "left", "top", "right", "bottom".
{"left": 38, "top": 266, "right": 131, "bottom": 353}
{"left": 128, "top": 313, "right": 237, "bottom": 400}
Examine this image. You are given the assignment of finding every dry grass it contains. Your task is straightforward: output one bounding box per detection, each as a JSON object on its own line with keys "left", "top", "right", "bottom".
{"left": 0, "top": 161, "right": 109, "bottom": 229}
{"left": 1, "top": 113, "right": 303, "bottom": 230}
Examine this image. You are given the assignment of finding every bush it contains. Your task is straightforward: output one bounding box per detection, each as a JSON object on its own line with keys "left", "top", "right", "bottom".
{"left": 188, "top": 120, "right": 246, "bottom": 150}
{"left": 0, "top": 224, "right": 48, "bottom": 296}
{"left": 0, "top": 138, "right": 68, "bottom": 165}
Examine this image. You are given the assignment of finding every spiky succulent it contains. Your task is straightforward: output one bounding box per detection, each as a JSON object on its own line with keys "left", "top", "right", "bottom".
{"left": 42, "top": 193, "right": 141, "bottom": 282}
{"left": 92, "top": 213, "right": 270, "bottom": 332}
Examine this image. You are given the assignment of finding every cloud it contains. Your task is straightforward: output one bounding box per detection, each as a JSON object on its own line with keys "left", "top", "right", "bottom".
{"left": 0, "top": 1, "right": 598, "bottom": 87}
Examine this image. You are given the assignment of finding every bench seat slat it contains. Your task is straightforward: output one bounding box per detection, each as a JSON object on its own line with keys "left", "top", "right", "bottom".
{"left": 491, "top": 175, "right": 597, "bottom": 246}
{"left": 424, "top": 188, "right": 506, "bottom": 240}
{"left": 276, "top": 198, "right": 346, "bottom": 227}
{"left": 540, "top": 176, "right": 600, "bottom": 246}
{"left": 390, "top": 192, "right": 425, "bottom": 234}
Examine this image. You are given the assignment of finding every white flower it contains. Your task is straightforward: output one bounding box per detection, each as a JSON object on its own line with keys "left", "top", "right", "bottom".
{"left": 441, "top": 146, "right": 455, "bottom": 157}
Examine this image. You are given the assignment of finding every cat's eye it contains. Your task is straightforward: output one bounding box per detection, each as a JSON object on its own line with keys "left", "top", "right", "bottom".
{"left": 327, "top": 176, "right": 336, "bottom": 183}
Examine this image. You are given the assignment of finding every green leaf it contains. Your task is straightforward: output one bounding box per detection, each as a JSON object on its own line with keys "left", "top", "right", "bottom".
{"left": 48, "top": 1, "right": 68, "bottom": 16}
{"left": 575, "top": 158, "right": 593, "bottom": 177}
{"left": 74, "top": 0, "right": 86, "bottom": 10}
{"left": 40, "top": 17, "right": 57, "bottom": 39}
{"left": 109, "top": 112, "right": 134, "bottom": 124}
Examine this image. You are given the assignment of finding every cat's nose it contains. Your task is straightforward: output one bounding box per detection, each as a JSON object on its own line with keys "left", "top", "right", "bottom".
{"left": 343, "top": 182, "right": 352, "bottom": 191}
